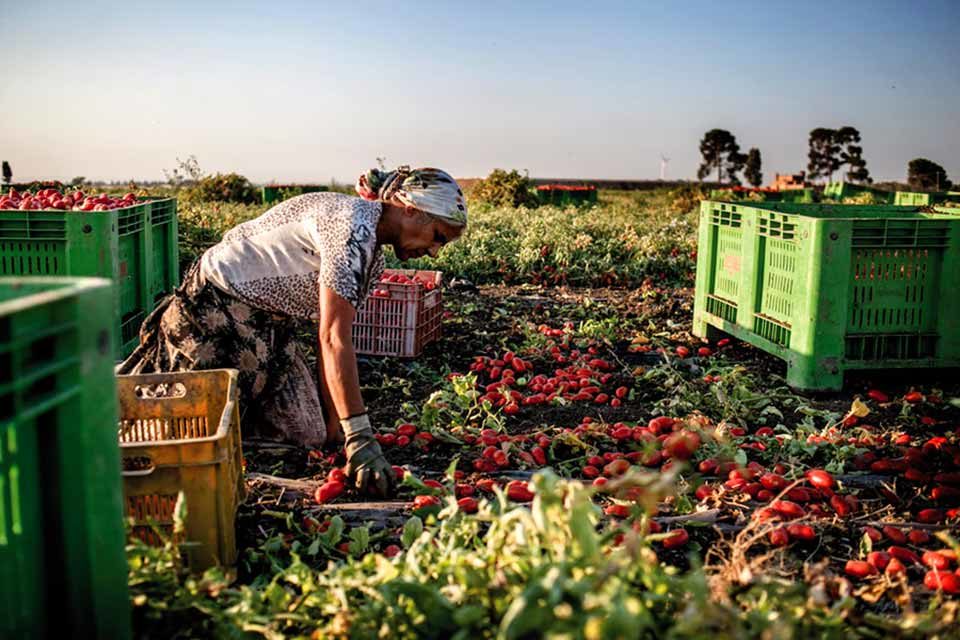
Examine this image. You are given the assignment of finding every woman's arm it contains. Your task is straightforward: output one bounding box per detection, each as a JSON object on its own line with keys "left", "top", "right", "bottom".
{"left": 318, "top": 285, "right": 395, "bottom": 496}
{"left": 318, "top": 286, "right": 364, "bottom": 420}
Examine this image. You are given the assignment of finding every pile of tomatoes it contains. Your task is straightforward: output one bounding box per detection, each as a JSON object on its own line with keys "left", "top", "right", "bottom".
{"left": 0, "top": 188, "right": 140, "bottom": 211}
{"left": 370, "top": 270, "right": 438, "bottom": 299}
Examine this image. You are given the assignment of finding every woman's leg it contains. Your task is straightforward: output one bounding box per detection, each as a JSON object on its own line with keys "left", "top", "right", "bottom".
{"left": 255, "top": 340, "right": 327, "bottom": 449}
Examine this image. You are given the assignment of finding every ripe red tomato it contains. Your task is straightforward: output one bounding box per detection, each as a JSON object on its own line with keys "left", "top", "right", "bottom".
{"left": 759, "top": 473, "right": 787, "bottom": 491}
{"left": 603, "top": 458, "right": 631, "bottom": 477}
{"left": 530, "top": 446, "right": 547, "bottom": 466}
{"left": 604, "top": 503, "right": 630, "bottom": 518}
{"left": 885, "top": 557, "right": 907, "bottom": 576}
{"left": 505, "top": 480, "right": 534, "bottom": 502}
{"left": 771, "top": 500, "right": 805, "bottom": 519}
{"left": 475, "top": 478, "right": 497, "bottom": 493}
{"left": 457, "top": 497, "right": 479, "bottom": 513}
{"left": 882, "top": 526, "right": 907, "bottom": 544}
{"left": 888, "top": 546, "right": 921, "bottom": 565}
{"left": 412, "top": 494, "right": 441, "bottom": 516}
{"left": 768, "top": 528, "right": 790, "bottom": 547}
{"left": 786, "top": 524, "right": 816, "bottom": 542}
{"left": 663, "top": 430, "right": 700, "bottom": 460}
{"left": 695, "top": 484, "right": 714, "bottom": 501}
{"left": 922, "top": 551, "right": 952, "bottom": 571}
{"left": 867, "top": 551, "right": 891, "bottom": 571}
{"left": 662, "top": 528, "right": 689, "bottom": 549}
{"left": 916, "top": 509, "right": 944, "bottom": 524}
{"left": 845, "top": 560, "right": 877, "bottom": 580}
{"left": 908, "top": 529, "right": 931, "bottom": 545}
{"left": 805, "top": 469, "right": 835, "bottom": 490}
{"left": 314, "top": 480, "right": 345, "bottom": 503}
{"left": 924, "top": 570, "right": 960, "bottom": 594}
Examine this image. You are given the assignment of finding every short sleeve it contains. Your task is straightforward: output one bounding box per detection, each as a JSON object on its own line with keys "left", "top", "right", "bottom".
{"left": 317, "top": 207, "right": 381, "bottom": 309}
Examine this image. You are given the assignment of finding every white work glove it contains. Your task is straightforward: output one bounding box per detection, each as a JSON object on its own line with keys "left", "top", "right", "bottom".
{"left": 342, "top": 414, "right": 396, "bottom": 497}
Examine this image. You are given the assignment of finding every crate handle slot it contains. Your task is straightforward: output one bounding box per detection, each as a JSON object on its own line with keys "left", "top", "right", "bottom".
{"left": 133, "top": 381, "right": 187, "bottom": 400}
{"left": 122, "top": 454, "right": 156, "bottom": 477}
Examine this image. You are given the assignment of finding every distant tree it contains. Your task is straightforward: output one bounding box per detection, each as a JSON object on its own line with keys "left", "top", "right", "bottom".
{"left": 807, "top": 128, "right": 840, "bottom": 182}
{"left": 70, "top": 176, "right": 86, "bottom": 186}
{"left": 907, "top": 158, "right": 951, "bottom": 191}
{"left": 697, "top": 129, "right": 747, "bottom": 185}
{"left": 744, "top": 148, "right": 763, "bottom": 187}
{"left": 836, "top": 126, "right": 871, "bottom": 183}
{"left": 2, "top": 161, "right": 11, "bottom": 185}
{"left": 469, "top": 169, "right": 539, "bottom": 208}
{"left": 807, "top": 127, "right": 871, "bottom": 183}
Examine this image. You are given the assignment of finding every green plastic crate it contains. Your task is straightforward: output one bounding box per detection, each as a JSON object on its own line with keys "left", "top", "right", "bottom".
{"left": 692, "top": 201, "right": 960, "bottom": 391}
{"left": 779, "top": 188, "right": 815, "bottom": 203}
{"left": 0, "top": 277, "right": 130, "bottom": 638}
{"left": 823, "top": 181, "right": 895, "bottom": 203}
{"left": 0, "top": 198, "right": 179, "bottom": 358}
{"left": 709, "top": 189, "right": 781, "bottom": 201}
{"left": 536, "top": 186, "right": 598, "bottom": 207}
{"left": 261, "top": 184, "right": 328, "bottom": 205}
{"left": 894, "top": 191, "right": 960, "bottom": 206}
{"left": 710, "top": 189, "right": 816, "bottom": 204}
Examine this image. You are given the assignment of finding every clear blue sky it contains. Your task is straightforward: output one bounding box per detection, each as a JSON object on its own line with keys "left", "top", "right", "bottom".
{"left": 2, "top": 0, "right": 958, "bottom": 184}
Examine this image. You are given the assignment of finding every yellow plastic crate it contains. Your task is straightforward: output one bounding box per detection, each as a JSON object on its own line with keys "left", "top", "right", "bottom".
{"left": 117, "top": 369, "right": 244, "bottom": 569}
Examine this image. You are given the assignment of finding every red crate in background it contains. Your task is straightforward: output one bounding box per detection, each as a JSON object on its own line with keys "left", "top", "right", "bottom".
{"left": 353, "top": 269, "right": 443, "bottom": 357}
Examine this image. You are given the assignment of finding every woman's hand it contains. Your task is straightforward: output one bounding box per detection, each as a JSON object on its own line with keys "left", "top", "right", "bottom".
{"left": 341, "top": 414, "right": 396, "bottom": 497}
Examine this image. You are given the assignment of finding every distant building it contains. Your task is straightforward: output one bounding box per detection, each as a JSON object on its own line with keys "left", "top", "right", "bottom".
{"left": 772, "top": 172, "right": 808, "bottom": 191}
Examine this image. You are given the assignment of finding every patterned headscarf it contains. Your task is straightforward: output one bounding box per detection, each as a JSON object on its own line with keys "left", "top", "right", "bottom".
{"left": 356, "top": 166, "right": 467, "bottom": 227}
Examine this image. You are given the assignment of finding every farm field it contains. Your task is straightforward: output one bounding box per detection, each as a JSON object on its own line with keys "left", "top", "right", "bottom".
{"left": 122, "top": 187, "right": 960, "bottom": 639}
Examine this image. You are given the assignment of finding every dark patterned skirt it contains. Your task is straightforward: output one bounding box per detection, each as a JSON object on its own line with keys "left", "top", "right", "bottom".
{"left": 117, "top": 262, "right": 326, "bottom": 447}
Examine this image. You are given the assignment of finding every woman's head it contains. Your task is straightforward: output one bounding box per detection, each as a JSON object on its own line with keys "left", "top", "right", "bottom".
{"left": 358, "top": 166, "right": 467, "bottom": 261}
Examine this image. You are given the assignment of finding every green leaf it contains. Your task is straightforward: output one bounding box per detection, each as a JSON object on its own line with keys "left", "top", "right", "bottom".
{"left": 383, "top": 581, "right": 456, "bottom": 633}
{"left": 348, "top": 526, "right": 370, "bottom": 556}
{"left": 321, "top": 515, "right": 344, "bottom": 546}
{"left": 734, "top": 449, "right": 748, "bottom": 467}
{"left": 402, "top": 516, "right": 424, "bottom": 548}
{"left": 452, "top": 604, "right": 486, "bottom": 627}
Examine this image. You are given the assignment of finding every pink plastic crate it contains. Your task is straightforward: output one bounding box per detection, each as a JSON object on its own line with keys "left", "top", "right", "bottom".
{"left": 353, "top": 269, "right": 443, "bottom": 357}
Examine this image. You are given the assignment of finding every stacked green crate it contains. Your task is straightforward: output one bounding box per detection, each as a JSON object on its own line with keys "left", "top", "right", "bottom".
{"left": 0, "top": 198, "right": 178, "bottom": 358}
{"left": 536, "top": 186, "right": 598, "bottom": 207}
{"left": 693, "top": 201, "right": 960, "bottom": 391}
{"left": 823, "top": 181, "right": 895, "bottom": 203}
{"left": 261, "top": 185, "right": 328, "bottom": 205}
{"left": 0, "top": 277, "right": 129, "bottom": 639}
{"left": 894, "top": 191, "right": 960, "bottom": 206}
{"left": 709, "top": 189, "right": 781, "bottom": 202}
{"left": 779, "top": 188, "right": 815, "bottom": 203}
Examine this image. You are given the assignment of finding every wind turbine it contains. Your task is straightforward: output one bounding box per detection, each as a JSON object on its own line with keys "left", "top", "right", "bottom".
{"left": 659, "top": 155, "right": 671, "bottom": 181}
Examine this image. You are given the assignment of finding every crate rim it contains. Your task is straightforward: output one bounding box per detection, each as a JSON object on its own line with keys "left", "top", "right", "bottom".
{"left": 0, "top": 195, "right": 175, "bottom": 213}
{"left": 0, "top": 276, "right": 113, "bottom": 315}
{"left": 117, "top": 368, "right": 240, "bottom": 449}
{"left": 704, "top": 200, "right": 956, "bottom": 220}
